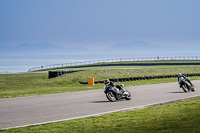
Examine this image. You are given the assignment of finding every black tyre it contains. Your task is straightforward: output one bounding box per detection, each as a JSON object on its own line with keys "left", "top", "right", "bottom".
{"left": 106, "top": 91, "right": 117, "bottom": 102}
{"left": 48, "top": 71, "right": 53, "bottom": 79}
{"left": 191, "top": 86, "right": 195, "bottom": 92}
{"left": 124, "top": 90, "right": 132, "bottom": 100}
{"left": 182, "top": 84, "right": 189, "bottom": 92}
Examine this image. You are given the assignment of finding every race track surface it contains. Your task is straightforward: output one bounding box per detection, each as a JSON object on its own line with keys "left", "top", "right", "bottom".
{"left": 1, "top": 80, "right": 200, "bottom": 129}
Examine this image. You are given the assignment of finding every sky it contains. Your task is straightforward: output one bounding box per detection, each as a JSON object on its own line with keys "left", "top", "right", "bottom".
{"left": 0, "top": 0, "right": 200, "bottom": 50}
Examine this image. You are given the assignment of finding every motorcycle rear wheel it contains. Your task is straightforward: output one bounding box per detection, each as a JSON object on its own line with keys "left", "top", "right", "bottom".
{"left": 106, "top": 91, "right": 117, "bottom": 102}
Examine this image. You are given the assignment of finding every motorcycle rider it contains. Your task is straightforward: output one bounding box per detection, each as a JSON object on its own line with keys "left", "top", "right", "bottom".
{"left": 104, "top": 79, "right": 125, "bottom": 94}
{"left": 104, "top": 79, "right": 115, "bottom": 87}
{"left": 177, "top": 73, "right": 193, "bottom": 87}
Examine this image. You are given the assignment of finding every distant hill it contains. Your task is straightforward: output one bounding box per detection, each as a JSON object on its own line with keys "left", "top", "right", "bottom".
{"left": 106, "top": 41, "right": 199, "bottom": 55}
{"left": 0, "top": 42, "right": 89, "bottom": 55}
{"left": 0, "top": 41, "right": 199, "bottom": 56}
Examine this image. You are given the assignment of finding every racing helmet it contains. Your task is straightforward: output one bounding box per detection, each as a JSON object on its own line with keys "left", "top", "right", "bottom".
{"left": 120, "top": 84, "right": 124, "bottom": 88}
{"left": 177, "top": 73, "right": 182, "bottom": 78}
{"left": 104, "top": 79, "right": 110, "bottom": 85}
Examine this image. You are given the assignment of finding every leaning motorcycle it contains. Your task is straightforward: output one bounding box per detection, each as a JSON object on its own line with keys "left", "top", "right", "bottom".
{"left": 179, "top": 77, "right": 195, "bottom": 92}
{"left": 104, "top": 84, "right": 131, "bottom": 102}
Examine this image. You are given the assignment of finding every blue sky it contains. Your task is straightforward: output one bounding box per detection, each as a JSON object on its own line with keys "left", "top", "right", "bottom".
{"left": 0, "top": 0, "right": 200, "bottom": 50}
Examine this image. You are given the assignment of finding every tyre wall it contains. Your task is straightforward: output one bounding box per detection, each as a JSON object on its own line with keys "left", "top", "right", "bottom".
{"left": 48, "top": 70, "right": 85, "bottom": 79}
{"left": 79, "top": 73, "right": 200, "bottom": 84}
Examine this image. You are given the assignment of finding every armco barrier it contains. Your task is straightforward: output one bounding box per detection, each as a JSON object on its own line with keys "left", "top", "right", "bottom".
{"left": 62, "top": 62, "right": 200, "bottom": 69}
{"left": 78, "top": 73, "right": 200, "bottom": 84}
{"left": 28, "top": 56, "right": 200, "bottom": 72}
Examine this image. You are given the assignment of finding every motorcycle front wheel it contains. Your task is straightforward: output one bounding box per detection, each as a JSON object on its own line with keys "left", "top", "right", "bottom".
{"left": 191, "top": 86, "right": 195, "bottom": 91}
{"left": 106, "top": 91, "right": 117, "bottom": 102}
{"left": 182, "top": 84, "right": 189, "bottom": 92}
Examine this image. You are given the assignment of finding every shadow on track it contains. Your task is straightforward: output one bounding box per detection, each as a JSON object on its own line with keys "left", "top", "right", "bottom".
{"left": 91, "top": 101, "right": 110, "bottom": 103}
{"left": 91, "top": 99, "right": 128, "bottom": 103}
{"left": 168, "top": 91, "right": 185, "bottom": 93}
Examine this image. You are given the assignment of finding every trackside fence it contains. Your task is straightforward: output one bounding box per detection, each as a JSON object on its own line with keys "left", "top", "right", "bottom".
{"left": 28, "top": 56, "right": 200, "bottom": 72}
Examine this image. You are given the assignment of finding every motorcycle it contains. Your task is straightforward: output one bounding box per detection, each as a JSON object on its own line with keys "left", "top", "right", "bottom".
{"left": 179, "top": 77, "right": 195, "bottom": 92}
{"left": 104, "top": 84, "right": 131, "bottom": 102}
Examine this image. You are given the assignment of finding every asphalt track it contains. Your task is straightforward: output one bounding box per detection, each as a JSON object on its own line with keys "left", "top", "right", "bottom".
{"left": 1, "top": 80, "right": 200, "bottom": 129}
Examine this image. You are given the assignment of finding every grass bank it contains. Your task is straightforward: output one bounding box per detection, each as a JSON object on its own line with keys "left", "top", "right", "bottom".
{"left": 0, "top": 65, "right": 200, "bottom": 99}
{"left": 1, "top": 97, "right": 200, "bottom": 133}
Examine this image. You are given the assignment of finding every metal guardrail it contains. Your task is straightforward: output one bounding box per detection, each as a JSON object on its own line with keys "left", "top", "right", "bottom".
{"left": 28, "top": 56, "right": 200, "bottom": 72}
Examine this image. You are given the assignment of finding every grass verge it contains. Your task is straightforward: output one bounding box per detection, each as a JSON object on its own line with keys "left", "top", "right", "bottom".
{"left": 0, "top": 65, "right": 200, "bottom": 99}
{"left": 1, "top": 97, "right": 200, "bottom": 133}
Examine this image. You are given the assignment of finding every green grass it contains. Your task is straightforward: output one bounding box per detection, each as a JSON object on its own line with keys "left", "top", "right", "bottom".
{"left": 1, "top": 62, "right": 200, "bottom": 132}
{"left": 1, "top": 65, "right": 200, "bottom": 99}
{"left": 1, "top": 97, "right": 200, "bottom": 133}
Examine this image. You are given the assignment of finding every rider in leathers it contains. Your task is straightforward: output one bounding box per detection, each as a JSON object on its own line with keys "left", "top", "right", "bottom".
{"left": 177, "top": 73, "right": 193, "bottom": 87}
{"left": 104, "top": 79, "right": 125, "bottom": 94}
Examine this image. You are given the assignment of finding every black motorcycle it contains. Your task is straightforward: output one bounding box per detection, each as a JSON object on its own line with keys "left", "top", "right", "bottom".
{"left": 104, "top": 84, "right": 131, "bottom": 102}
{"left": 179, "top": 77, "right": 195, "bottom": 92}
